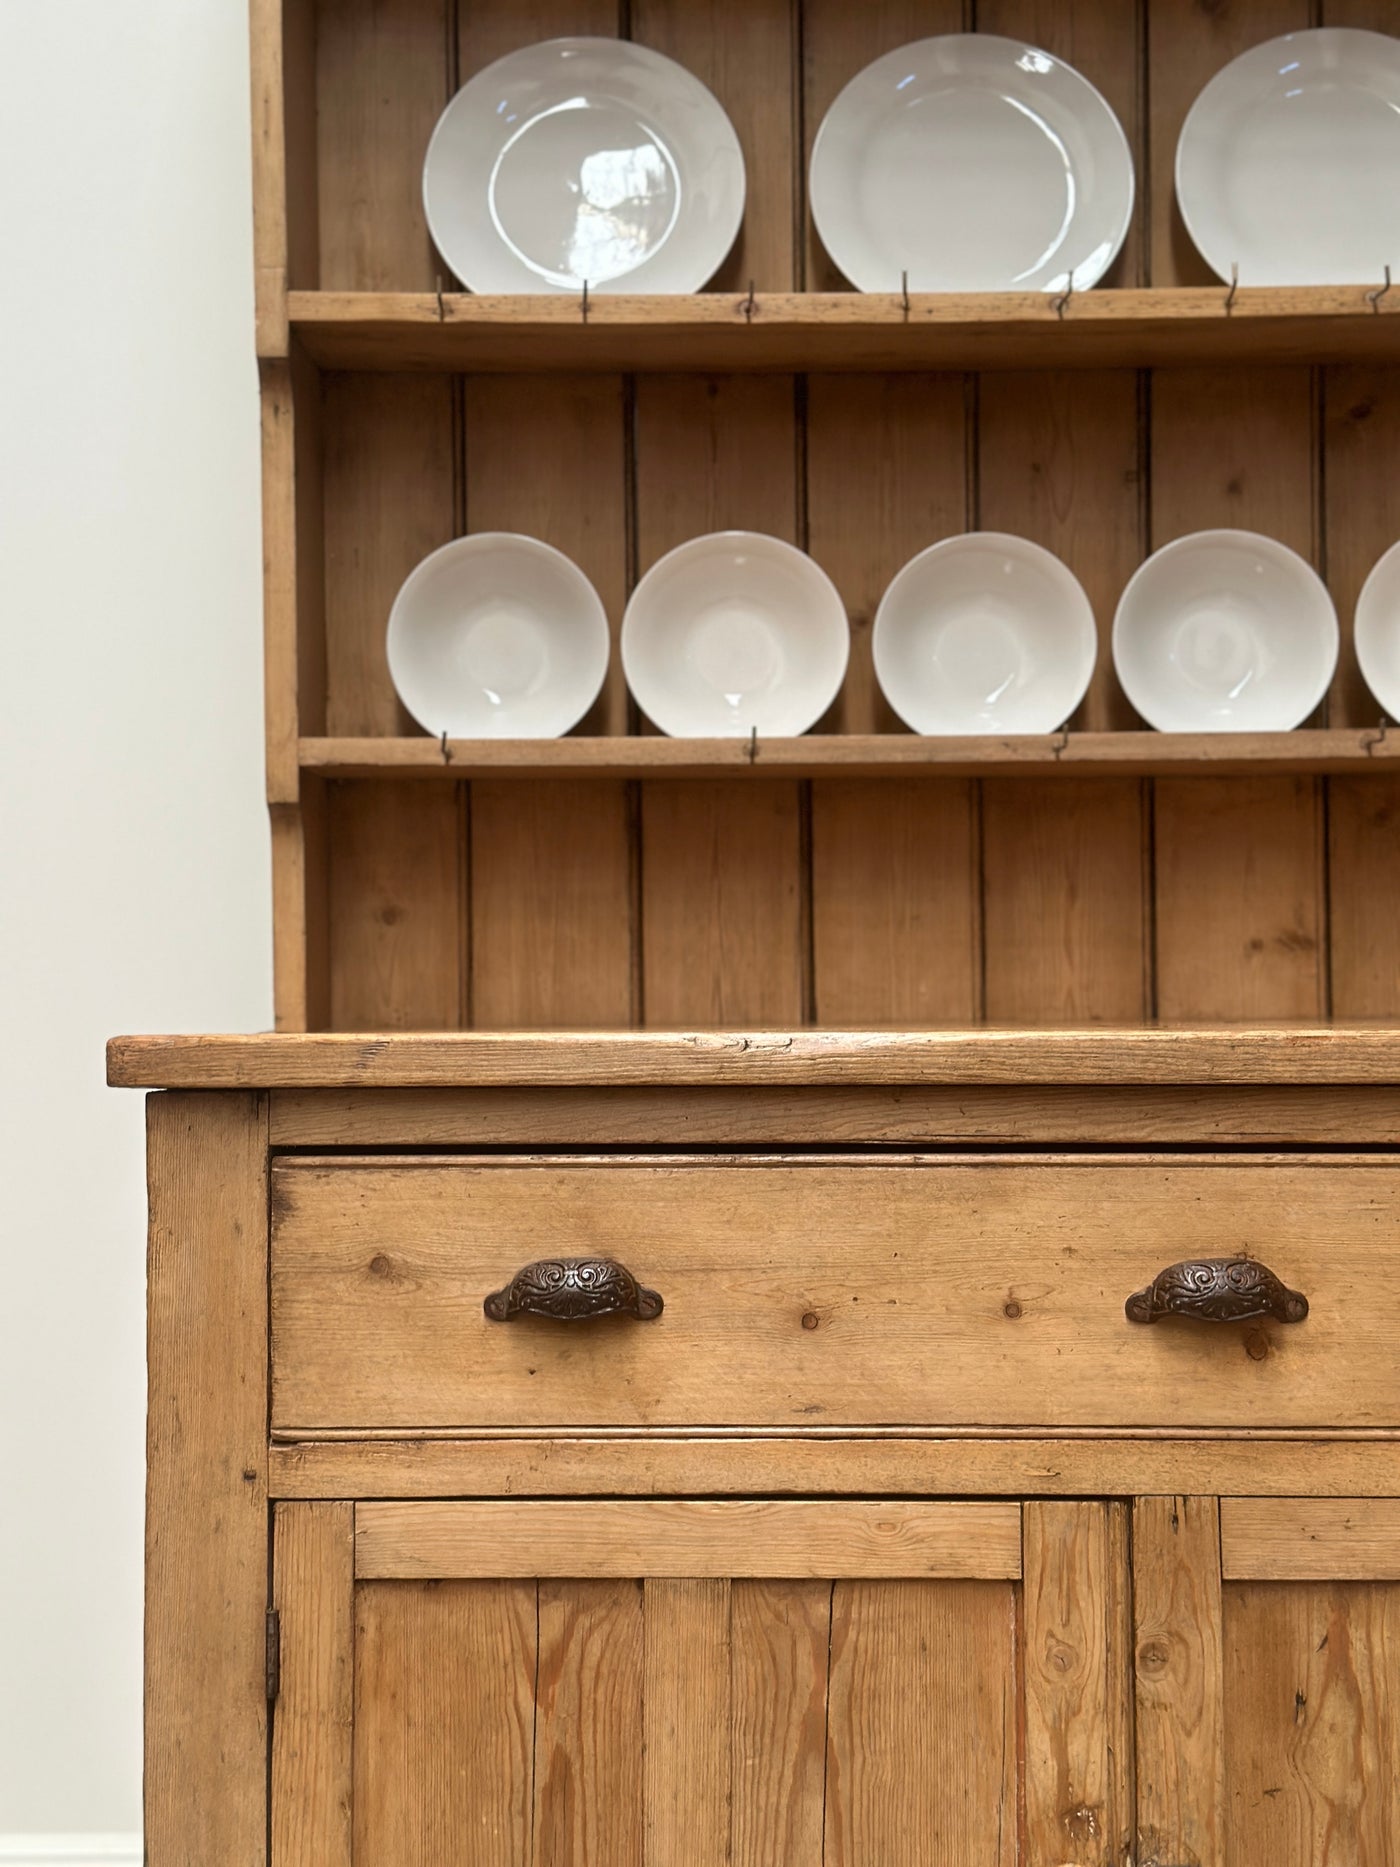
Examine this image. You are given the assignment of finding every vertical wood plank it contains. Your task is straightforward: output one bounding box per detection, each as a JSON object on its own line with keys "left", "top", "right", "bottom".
{"left": 1224, "top": 1582, "right": 1400, "bottom": 1863}
{"left": 634, "top": 375, "right": 804, "bottom": 1025}
{"left": 272, "top": 1503, "right": 354, "bottom": 1867}
{"left": 978, "top": 0, "right": 1143, "bottom": 289}
{"left": 1329, "top": 779, "right": 1400, "bottom": 1019}
{"left": 1155, "top": 776, "right": 1326, "bottom": 1021}
{"left": 461, "top": 0, "right": 621, "bottom": 76}
{"left": 979, "top": 366, "right": 1148, "bottom": 1023}
{"left": 281, "top": 0, "right": 321, "bottom": 291}
{"left": 271, "top": 791, "right": 330, "bottom": 1033}
{"left": 982, "top": 778, "right": 1149, "bottom": 1025}
{"left": 811, "top": 780, "right": 977, "bottom": 1024}
{"left": 642, "top": 782, "right": 804, "bottom": 1027}
{"left": 1133, "top": 1496, "right": 1226, "bottom": 1867}
{"left": 730, "top": 1581, "right": 831, "bottom": 1867}
{"left": 327, "top": 782, "right": 464, "bottom": 1029}
{"left": 803, "top": 0, "right": 967, "bottom": 290}
{"left": 463, "top": 372, "right": 633, "bottom": 1027}
{"left": 806, "top": 373, "right": 968, "bottom": 735}
{"left": 1323, "top": 367, "right": 1400, "bottom": 728}
{"left": 805, "top": 371, "right": 977, "bottom": 1024}
{"left": 355, "top": 1578, "right": 536, "bottom": 1867}
{"left": 1147, "top": 0, "right": 1311, "bottom": 288}
{"left": 825, "top": 1581, "right": 1017, "bottom": 1867}
{"left": 315, "top": 0, "right": 447, "bottom": 291}
{"left": 631, "top": 0, "right": 796, "bottom": 292}
{"left": 1150, "top": 366, "right": 1325, "bottom": 1021}
{"left": 322, "top": 372, "right": 455, "bottom": 738}
{"left": 145, "top": 1092, "right": 269, "bottom": 1867}
{"left": 1023, "top": 1502, "right": 1127, "bottom": 1867}
{"left": 644, "top": 1578, "right": 732, "bottom": 1867}
{"left": 534, "top": 1580, "right": 645, "bottom": 1867}
{"left": 472, "top": 781, "right": 633, "bottom": 1028}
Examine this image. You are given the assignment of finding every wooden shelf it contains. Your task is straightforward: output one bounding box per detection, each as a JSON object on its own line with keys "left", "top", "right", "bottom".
{"left": 301, "top": 729, "right": 1399, "bottom": 782}
{"left": 285, "top": 286, "right": 1400, "bottom": 374}
{"left": 107, "top": 1026, "right": 1400, "bottom": 1089}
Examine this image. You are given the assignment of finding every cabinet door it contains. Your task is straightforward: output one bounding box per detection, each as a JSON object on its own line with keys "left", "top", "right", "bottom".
{"left": 272, "top": 1499, "right": 1131, "bottom": 1866}
{"left": 1134, "top": 1496, "right": 1400, "bottom": 1865}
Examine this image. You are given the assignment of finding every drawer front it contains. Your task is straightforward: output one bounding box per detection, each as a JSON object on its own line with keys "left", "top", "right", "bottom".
{"left": 271, "top": 1156, "right": 1400, "bottom": 1433}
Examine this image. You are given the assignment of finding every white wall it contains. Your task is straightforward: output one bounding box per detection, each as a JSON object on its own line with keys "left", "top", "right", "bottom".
{"left": 0, "top": 0, "right": 269, "bottom": 1842}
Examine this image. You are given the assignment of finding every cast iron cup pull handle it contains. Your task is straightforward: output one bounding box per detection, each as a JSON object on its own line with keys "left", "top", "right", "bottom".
{"left": 1125, "top": 1257, "right": 1309, "bottom": 1326}
{"left": 484, "top": 1257, "right": 664, "bottom": 1323}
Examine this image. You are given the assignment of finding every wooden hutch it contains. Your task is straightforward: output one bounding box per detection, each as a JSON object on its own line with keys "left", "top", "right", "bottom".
{"left": 113, "top": 0, "right": 1400, "bottom": 1860}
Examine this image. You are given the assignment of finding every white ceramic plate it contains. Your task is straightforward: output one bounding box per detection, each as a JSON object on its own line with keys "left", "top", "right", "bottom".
{"left": 622, "top": 533, "right": 849, "bottom": 737}
{"left": 387, "top": 534, "right": 610, "bottom": 738}
{"left": 872, "top": 534, "right": 1097, "bottom": 735}
{"left": 1177, "top": 29, "right": 1400, "bottom": 286}
{"left": 1355, "top": 540, "right": 1400, "bottom": 720}
{"left": 1113, "top": 531, "right": 1338, "bottom": 733}
{"left": 423, "top": 37, "right": 745, "bottom": 294}
{"left": 809, "top": 34, "right": 1134, "bottom": 294}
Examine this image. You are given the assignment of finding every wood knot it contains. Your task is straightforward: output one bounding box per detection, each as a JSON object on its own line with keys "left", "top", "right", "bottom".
{"left": 369, "top": 1254, "right": 393, "bottom": 1277}
{"left": 1003, "top": 1300, "right": 1023, "bottom": 1320}
{"left": 801, "top": 1311, "right": 820, "bottom": 1331}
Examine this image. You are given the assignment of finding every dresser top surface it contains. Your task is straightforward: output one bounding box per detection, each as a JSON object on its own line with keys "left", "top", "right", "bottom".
{"left": 107, "top": 1026, "right": 1400, "bottom": 1089}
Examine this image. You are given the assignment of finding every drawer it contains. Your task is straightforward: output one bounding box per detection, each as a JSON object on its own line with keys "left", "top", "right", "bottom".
{"left": 270, "top": 1154, "right": 1400, "bottom": 1434}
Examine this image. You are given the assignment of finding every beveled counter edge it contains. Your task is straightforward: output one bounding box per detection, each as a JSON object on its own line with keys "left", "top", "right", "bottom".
{"left": 109, "top": 1026, "right": 1400, "bottom": 1089}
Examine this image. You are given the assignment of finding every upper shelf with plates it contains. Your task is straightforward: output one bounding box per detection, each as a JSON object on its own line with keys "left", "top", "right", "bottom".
{"left": 280, "top": 285, "right": 1400, "bottom": 375}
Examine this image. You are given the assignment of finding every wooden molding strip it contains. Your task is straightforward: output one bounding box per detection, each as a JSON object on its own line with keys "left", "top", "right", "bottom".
{"left": 1222, "top": 1499, "right": 1400, "bottom": 1579}
{"left": 109, "top": 1026, "right": 1400, "bottom": 1089}
{"left": 353, "top": 1499, "right": 1022, "bottom": 1580}
{"left": 299, "top": 728, "right": 1400, "bottom": 783}
{"left": 286, "top": 286, "right": 1400, "bottom": 374}
{"left": 271, "top": 1437, "right": 1400, "bottom": 1503}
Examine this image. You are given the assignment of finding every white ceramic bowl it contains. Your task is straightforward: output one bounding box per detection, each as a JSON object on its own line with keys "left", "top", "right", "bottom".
{"left": 387, "top": 534, "right": 610, "bottom": 739}
{"left": 810, "top": 34, "right": 1134, "bottom": 294}
{"left": 872, "top": 534, "right": 1097, "bottom": 735}
{"left": 1113, "top": 531, "right": 1338, "bottom": 733}
{"left": 1355, "top": 540, "right": 1400, "bottom": 720}
{"left": 622, "top": 533, "right": 849, "bottom": 737}
{"left": 1176, "top": 28, "right": 1400, "bottom": 286}
{"left": 423, "top": 37, "right": 746, "bottom": 294}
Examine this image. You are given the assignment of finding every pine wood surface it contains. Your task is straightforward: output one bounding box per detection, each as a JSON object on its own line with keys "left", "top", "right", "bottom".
{"left": 111, "top": 1025, "right": 1400, "bottom": 1086}
{"left": 271, "top": 1503, "right": 354, "bottom": 1867}
{"left": 271, "top": 1155, "right": 1400, "bottom": 1434}
{"left": 285, "top": 288, "right": 1400, "bottom": 373}
{"left": 145, "top": 1093, "right": 270, "bottom": 1867}
{"left": 354, "top": 1499, "right": 1022, "bottom": 1579}
{"left": 268, "top": 1435, "right": 1400, "bottom": 1503}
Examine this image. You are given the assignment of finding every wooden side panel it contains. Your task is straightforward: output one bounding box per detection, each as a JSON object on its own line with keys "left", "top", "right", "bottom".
{"left": 354, "top": 1580, "right": 537, "bottom": 1867}
{"left": 631, "top": 0, "right": 796, "bottom": 292}
{"left": 1224, "top": 1582, "right": 1400, "bottom": 1862}
{"left": 1133, "top": 1496, "right": 1226, "bottom": 1867}
{"left": 1023, "top": 1501, "right": 1131, "bottom": 1867}
{"left": 534, "top": 1581, "right": 645, "bottom": 1867}
{"left": 1151, "top": 367, "right": 1325, "bottom": 1021}
{"left": 145, "top": 1093, "right": 269, "bottom": 1867}
{"left": 1329, "top": 778, "right": 1400, "bottom": 1020}
{"left": 644, "top": 1579, "right": 732, "bottom": 1865}
{"left": 315, "top": 0, "right": 447, "bottom": 291}
{"left": 730, "top": 1582, "right": 830, "bottom": 1867}
{"left": 1147, "top": 0, "right": 1311, "bottom": 288}
{"left": 824, "top": 1581, "right": 1017, "bottom": 1867}
{"left": 272, "top": 1503, "right": 354, "bottom": 1867}
{"left": 979, "top": 366, "right": 1148, "bottom": 1022}
{"left": 633, "top": 375, "right": 804, "bottom": 1025}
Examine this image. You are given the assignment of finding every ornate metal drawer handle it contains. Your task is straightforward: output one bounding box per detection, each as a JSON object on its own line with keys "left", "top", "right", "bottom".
{"left": 484, "top": 1257, "right": 664, "bottom": 1323}
{"left": 1125, "top": 1257, "right": 1308, "bottom": 1326}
